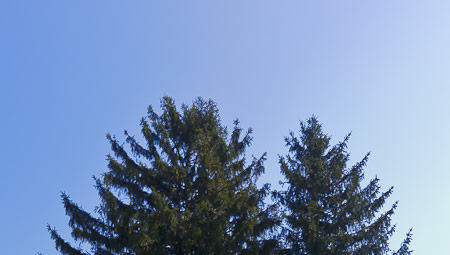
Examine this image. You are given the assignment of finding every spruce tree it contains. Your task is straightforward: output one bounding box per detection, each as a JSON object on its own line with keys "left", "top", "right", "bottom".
{"left": 274, "top": 117, "right": 412, "bottom": 255}
{"left": 48, "top": 97, "right": 277, "bottom": 255}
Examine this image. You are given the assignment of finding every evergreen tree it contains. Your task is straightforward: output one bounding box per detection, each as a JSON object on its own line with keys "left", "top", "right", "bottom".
{"left": 48, "top": 97, "right": 277, "bottom": 255}
{"left": 274, "top": 117, "right": 412, "bottom": 255}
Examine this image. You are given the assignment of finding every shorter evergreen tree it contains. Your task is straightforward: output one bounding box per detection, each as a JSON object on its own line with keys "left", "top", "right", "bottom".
{"left": 274, "top": 117, "right": 412, "bottom": 255}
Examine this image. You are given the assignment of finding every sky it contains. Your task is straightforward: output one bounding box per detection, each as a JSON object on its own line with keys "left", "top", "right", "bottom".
{"left": 1, "top": 0, "right": 450, "bottom": 254}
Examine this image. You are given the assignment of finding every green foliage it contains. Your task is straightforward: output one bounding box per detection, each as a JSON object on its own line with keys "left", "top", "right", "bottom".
{"left": 48, "top": 98, "right": 411, "bottom": 254}
{"left": 274, "top": 117, "right": 412, "bottom": 255}
{"left": 48, "top": 97, "right": 277, "bottom": 254}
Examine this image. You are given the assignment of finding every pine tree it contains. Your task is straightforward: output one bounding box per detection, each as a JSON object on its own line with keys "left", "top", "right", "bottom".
{"left": 274, "top": 117, "right": 412, "bottom": 255}
{"left": 48, "top": 97, "right": 277, "bottom": 255}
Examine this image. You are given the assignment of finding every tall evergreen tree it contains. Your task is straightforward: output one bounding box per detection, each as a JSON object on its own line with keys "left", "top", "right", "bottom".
{"left": 274, "top": 117, "right": 412, "bottom": 255}
{"left": 48, "top": 97, "right": 277, "bottom": 255}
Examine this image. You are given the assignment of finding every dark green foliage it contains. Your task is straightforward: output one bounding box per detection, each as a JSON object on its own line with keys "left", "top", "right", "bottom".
{"left": 48, "top": 97, "right": 277, "bottom": 254}
{"left": 48, "top": 98, "right": 412, "bottom": 254}
{"left": 274, "top": 117, "right": 411, "bottom": 255}
{"left": 393, "top": 229, "right": 413, "bottom": 255}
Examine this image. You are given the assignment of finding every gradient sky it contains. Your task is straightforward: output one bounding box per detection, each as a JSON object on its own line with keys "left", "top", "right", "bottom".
{"left": 2, "top": 1, "right": 450, "bottom": 254}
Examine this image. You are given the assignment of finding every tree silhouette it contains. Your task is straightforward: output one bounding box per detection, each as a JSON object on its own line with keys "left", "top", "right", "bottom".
{"left": 48, "top": 97, "right": 277, "bottom": 254}
{"left": 48, "top": 99, "right": 412, "bottom": 254}
{"left": 274, "top": 117, "right": 412, "bottom": 254}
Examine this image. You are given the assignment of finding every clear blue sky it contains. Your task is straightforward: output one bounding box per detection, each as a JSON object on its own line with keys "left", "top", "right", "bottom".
{"left": 2, "top": 0, "right": 449, "bottom": 253}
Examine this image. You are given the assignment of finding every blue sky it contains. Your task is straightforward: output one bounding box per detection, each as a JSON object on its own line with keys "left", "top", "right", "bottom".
{"left": 2, "top": 0, "right": 450, "bottom": 253}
